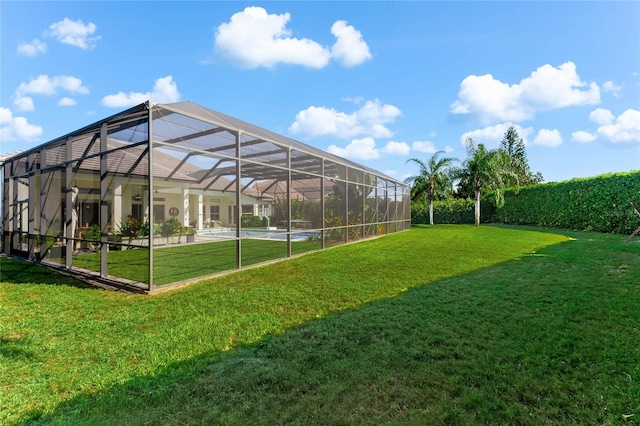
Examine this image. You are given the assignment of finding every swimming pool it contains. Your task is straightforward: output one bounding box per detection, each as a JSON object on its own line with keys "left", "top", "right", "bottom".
{"left": 197, "top": 228, "right": 320, "bottom": 242}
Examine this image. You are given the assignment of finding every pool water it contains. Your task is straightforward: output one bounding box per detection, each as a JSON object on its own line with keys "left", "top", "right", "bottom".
{"left": 197, "top": 228, "right": 320, "bottom": 242}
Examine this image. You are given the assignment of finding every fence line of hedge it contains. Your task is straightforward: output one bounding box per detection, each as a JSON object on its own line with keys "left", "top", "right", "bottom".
{"left": 488, "top": 171, "right": 640, "bottom": 234}
{"left": 411, "top": 171, "right": 640, "bottom": 234}
{"left": 411, "top": 198, "right": 475, "bottom": 225}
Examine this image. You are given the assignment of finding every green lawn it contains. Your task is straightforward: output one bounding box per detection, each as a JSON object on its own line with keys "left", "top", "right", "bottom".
{"left": 1, "top": 225, "right": 638, "bottom": 425}
{"left": 71, "top": 238, "right": 321, "bottom": 285}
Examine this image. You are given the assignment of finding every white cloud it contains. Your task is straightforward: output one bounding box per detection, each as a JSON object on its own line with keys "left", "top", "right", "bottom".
{"left": 327, "top": 137, "right": 379, "bottom": 160}
{"left": 13, "top": 75, "right": 89, "bottom": 111}
{"left": 460, "top": 123, "right": 533, "bottom": 149}
{"left": 14, "top": 96, "right": 34, "bottom": 112}
{"left": 214, "top": 7, "right": 370, "bottom": 69}
{"left": 58, "top": 97, "right": 76, "bottom": 106}
{"left": 411, "top": 140, "right": 437, "bottom": 154}
{"left": 444, "top": 145, "right": 454, "bottom": 153}
{"left": 214, "top": 7, "right": 331, "bottom": 69}
{"left": 0, "top": 107, "right": 43, "bottom": 142}
{"left": 519, "top": 63, "right": 600, "bottom": 108}
{"left": 533, "top": 128, "right": 563, "bottom": 147}
{"left": 0, "top": 108, "right": 9, "bottom": 124}
{"left": 17, "top": 38, "right": 46, "bottom": 56}
{"left": 47, "top": 18, "right": 100, "bottom": 50}
{"left": 602, "top": 80, "right": 622, "bottom": 98}
{"left": 572, "top": 108, "right": 640, "bottom": 145}
{"left": 571, "top": 130, "right": 597, "bottom": 143}
{"left": 289, "top": 99, "right": 401, "bottom": 139}
{"left": 101, "top": 76, "right": 181, "bottom": 107}
{"left": 382, "top": 140, "right": 410, "bottom": 156}
{"left": 589, "top": 108, "right": 615, "bottom": 125}
{"left": 595, "top": 109, "right": 640, "bottom": 144}
{"left": 16, "top": 75, "right": 89, "bottom": 96}
{"left": 330, "top": 20, "right": 371, "bottom": 67}
{"left": 451, "top": 61, "right": 600, "bottom": 123}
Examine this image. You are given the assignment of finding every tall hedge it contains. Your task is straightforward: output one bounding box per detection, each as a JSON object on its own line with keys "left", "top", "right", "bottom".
{"left": 412, "top": 198, "right": 475, "bottom": 224}
{"left": 487, "top": 171, "right": 640, "bottom": 234}
{"left": 411, "top": 171, "right": 640, "bottom": 234}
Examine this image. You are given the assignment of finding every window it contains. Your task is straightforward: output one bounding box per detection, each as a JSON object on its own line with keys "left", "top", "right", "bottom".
{"left": 210, "top": 205, "right": 220, "bottom": 221}
{"left": 153, "top": 205, "right": 165, "bottom": 223}
{"left": 132, "top": 204, "right": 143, "bottom": 222}
{"left": 242, "top": 205, "right": 254, "bottom": 215}
{"left": 80, "top": 202, "right": 99, "bottom": 227}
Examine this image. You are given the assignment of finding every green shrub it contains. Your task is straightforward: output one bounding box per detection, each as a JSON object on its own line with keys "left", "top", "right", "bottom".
{"left": 161, "top": 218, "right": 182, "bottom": 238}
{"left": 34, "top": 229, "right": 56, "bottom": 250}
{"left": 241, "top": 215, "right": 267, "bottom": 228}
{"left": 486, "top": 171, "right": 640, "bottom": 234}
{"left": 411, "top": 171, "right": 640, "bottom": 233}
{"left": 116, "top": 216, "right": 143, "bottom": 238}
{"left": 412, "top": 198, "right": 475, "bottom": 224}
{"left": 84, "top": 224, "right": 102, "bottom": 242}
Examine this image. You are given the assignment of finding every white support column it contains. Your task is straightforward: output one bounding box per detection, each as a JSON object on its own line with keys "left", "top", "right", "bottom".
{"left": 198, "top": 194, "right": 204, "bottom": 230}
{"left": 113, "top": 181, "right": 122, "bottom": 229}
{"left": 204, "top": 198, "right": 210, "bottom": 227}
{"left": 182, "top": 188, "right": 190, "bottom": 226}
{"left": 142, "top": 190, "right": 149, "bottom": 224}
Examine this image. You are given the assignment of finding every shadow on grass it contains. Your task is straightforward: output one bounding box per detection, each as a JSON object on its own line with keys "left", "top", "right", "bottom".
{"left": 0, "top": 256, "right": 94, "bottom": 289}
{"left": 20, "top": 232, "right": 640, "bottom": 425}
{"left": 0, "top": 335, "right": 35, "bottom": 361}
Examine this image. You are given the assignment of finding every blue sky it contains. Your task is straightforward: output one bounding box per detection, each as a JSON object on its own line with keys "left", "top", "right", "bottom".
{"left": 2, "top": 1, "right": 639, "bottom": 183}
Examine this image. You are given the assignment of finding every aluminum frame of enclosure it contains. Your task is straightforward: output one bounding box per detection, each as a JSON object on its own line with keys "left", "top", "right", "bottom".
{"left": 1, "top": 101, "right": 411, "bottom": 291}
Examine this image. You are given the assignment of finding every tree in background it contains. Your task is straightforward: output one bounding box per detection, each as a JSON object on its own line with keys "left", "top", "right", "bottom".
{"left": 405, "top": 151, "right": 458, "bottom": 225}
{"left": 500, "top": 126, "right": 544, "bottom": 186}
{"left": 458, "top": 137, "right": 517, "bottom": 226}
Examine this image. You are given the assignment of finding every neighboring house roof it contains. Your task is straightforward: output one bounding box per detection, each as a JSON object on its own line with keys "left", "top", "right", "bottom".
{"left": 0, "top": 150, "right": 26, "bottom": 165}
{"left": 253, "top": 178, "right": 332, "bottom": 201}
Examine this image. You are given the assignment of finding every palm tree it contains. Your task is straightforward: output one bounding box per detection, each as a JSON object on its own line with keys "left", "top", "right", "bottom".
{"left": 404, "top": 151, "right": 458, "bottom": 225}
{"left": 460, "top": 137, "right": 517, "bottom": 226}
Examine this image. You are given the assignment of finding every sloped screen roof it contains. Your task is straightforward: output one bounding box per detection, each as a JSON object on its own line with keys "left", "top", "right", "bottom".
{"left": 3, "top": 100, "right": 402, "bottom": 188}
{"left": 152, "top": 101, "right": 397, "bottom": 184}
